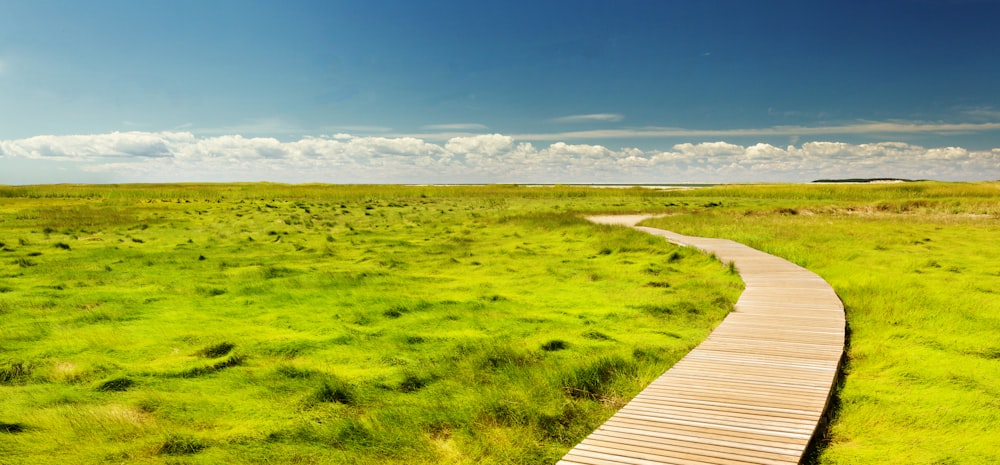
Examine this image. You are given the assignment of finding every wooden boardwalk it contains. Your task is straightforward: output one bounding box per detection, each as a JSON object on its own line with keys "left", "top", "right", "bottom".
{"left": 559, "top": 216, "right": 845, "bottom": 465}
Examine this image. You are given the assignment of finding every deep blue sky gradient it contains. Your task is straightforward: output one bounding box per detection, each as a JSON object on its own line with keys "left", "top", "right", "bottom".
{"left": 2, "top": 0, "right": 999, "bottom": 183}
{"left": 2, "top": 1, "right": 998, "bottom": 139}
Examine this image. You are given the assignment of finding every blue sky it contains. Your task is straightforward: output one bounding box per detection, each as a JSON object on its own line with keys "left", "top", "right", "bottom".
{"left": 2, "top": 0, "right": 999, "bottom": 184}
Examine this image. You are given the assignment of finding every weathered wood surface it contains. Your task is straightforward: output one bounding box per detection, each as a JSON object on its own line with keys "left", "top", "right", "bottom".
{"left": 558, "top": 216, "right": 845, "bottom": 465}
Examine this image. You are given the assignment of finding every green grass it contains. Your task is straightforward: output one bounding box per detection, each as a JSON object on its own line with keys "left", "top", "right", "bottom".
{"left": 0, "top": 184, "right": 740, "bottom": 464}
{"left": 642, "top": 181, "right": 1000, "bottom": 465}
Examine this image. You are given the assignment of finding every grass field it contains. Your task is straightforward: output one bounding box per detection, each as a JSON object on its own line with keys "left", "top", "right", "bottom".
{"left": 642, "top": 181, "right": 1000, "bottom": 464}
{"left": 0, "top": 184, "right": 741, "bottom": 464}
{"left": 4, "top": 181, "right": 996, "bottom": 464}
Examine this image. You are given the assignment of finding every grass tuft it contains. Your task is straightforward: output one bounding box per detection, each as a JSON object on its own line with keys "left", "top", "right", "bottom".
{"left": 96, "top": 376, "right": 136, "bottom": 392}
{"left": 262, "top": 265, "right": 295, "bottom": 279}
{"left": 196, "top": 341, "right": 236, "bottom": 358}
{"left": 157, "top": 434, "right": 207, "bottom": 455}
{"left": 562, "top": 355, "right": 639, "bottom": 400}
{"left": 398, "top": 371, "right": 433, "bottom": 392}
{"left": 631, "top": 304, "right": 673, "bottom": 316}
{"left": 477, "top": 344, "right": 537, "bottom": 370}
{"left": 260, "top": 340, "right": 315, "bottom": 358}
{"left": 383, "top": 306, "right": 406, "bottom": 318}
{"left": 328, "top": 419, "right": 374, "bottom": 449}
{"left": 581, "top": 330, "right": 614, "bottom": 341}
{"left": 196, "top": 286, "right": 227, "bottom": 296}
{"left": 541, "top": 339, "right": 569, "bottom": 351}
{"left": 311, "top": 377, "right": 356, "bottom": 405}
{"left": 537, "top": 402, "right": 585, "bottom": 444}
{"left": 0, "top": 362, "right": 31, "bottom": 384}
{"left": 631, "top": 346, "right": 666, "bottom": 362}
{"left": 273, "top": 364, "right": 316, "bottom": 379}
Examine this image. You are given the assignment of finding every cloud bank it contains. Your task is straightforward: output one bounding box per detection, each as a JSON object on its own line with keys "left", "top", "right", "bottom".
{"left": 2, "top": 131, "right": 998, "bottom": 184}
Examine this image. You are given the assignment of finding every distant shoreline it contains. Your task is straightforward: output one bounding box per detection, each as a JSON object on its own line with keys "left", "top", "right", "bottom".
{"left": 417, "top": 183, "right": 720, "bottom": 189}
{"left": 811, "top": 178, "right": 921, "bottom": 184}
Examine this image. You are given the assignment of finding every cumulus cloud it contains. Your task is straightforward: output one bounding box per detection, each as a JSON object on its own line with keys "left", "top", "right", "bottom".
{"left": 0, "top": 132, "right": 193, "bottom": 160}
{"left": 1, "top": 131, "right": 998, "bottom": 184}
{"left": 445, "top": 134, "right": 514, "bottom": 157}
{"left": 551, "top": 113, "right": 625, "bottom": 123}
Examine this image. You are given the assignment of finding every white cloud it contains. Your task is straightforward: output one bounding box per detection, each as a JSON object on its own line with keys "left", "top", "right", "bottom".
{"left": 445, "top": 134, "right": 514, "bottom": 158}
{"left": 552, "top": 113, "right": 625, "bottom": 123}
{"left": 1, "top": 131, "right": 998, "bottom": 184}
{"left": 542, "top": 142, "right": 614, "bottom": 160}
{"left": 0, "top": 131, "right": 194, "bottom": 160}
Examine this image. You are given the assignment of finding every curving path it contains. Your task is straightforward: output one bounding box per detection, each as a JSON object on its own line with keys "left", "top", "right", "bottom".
{"left": 558, "top": 215, "right": 845, "bottom": 465}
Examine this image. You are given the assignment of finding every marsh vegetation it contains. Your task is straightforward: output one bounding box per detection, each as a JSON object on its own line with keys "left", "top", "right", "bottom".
{"left": 643, "top": 181, "right": 1000, "bottom": 464}
{"left": 0, "top": 184, "right": 740, "bottom": 464}
{"left": 3, "top": 181, "right": 996, "bottom": 464}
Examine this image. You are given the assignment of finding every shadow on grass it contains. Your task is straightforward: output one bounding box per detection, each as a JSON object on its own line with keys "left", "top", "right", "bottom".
{"left": 0, "top": 421, "right": 27, "bottom": 434}
{"left": 171, "top": 354, "right": 246, "bottom": 378}
{"left": 803, "top": 320, "right": 852, "bottom": 464}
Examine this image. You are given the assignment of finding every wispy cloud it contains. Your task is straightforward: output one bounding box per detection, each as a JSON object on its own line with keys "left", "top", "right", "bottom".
{"left": 960, "top": 107, "right": 1000, "bottom": 121}
{"left": 421, "top": 123, "right": 488, "bottom": 131}
{"left": 193, "top": 118, "right": 308, "bottom": 136}
{"left": 325, "top": 125, "right": 393, "bottom": 133}
{"left": 512, "top": 121, "right": 1000, "bottom": 140}
{"left": 552, "top": 113, "right": 625, "bottom": 123}
{"left": 2, "top": 131, "right": 998, "bottom": 184}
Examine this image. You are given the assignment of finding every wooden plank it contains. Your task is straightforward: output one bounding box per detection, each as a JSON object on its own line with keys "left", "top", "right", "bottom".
{"left": 601, "top": 420, "right": 810, "bottom": 451}
{"left": 574, "top": 441, "right": 794, "bottom": 465}
{"left": 618, "top": 402, "right": 818, "bottom": 428}
{"left": 626, "top": 395, "right": 821, "bottom": 421}
{"left": 619, "top": 405, "right": 816, "bottom": 434}
{"left": 592, "top": 432, "right": 793, "bottom": 465}
{"left": 559, "top": 217, "right": 845, "bottom": 464}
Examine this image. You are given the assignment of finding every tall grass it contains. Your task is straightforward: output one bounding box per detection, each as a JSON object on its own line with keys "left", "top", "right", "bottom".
{"left": 0, "top": 184, "right": 739, "bottom": 464}
{"left": 642, "top": 181, "right": 1000, "bottom": 465}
